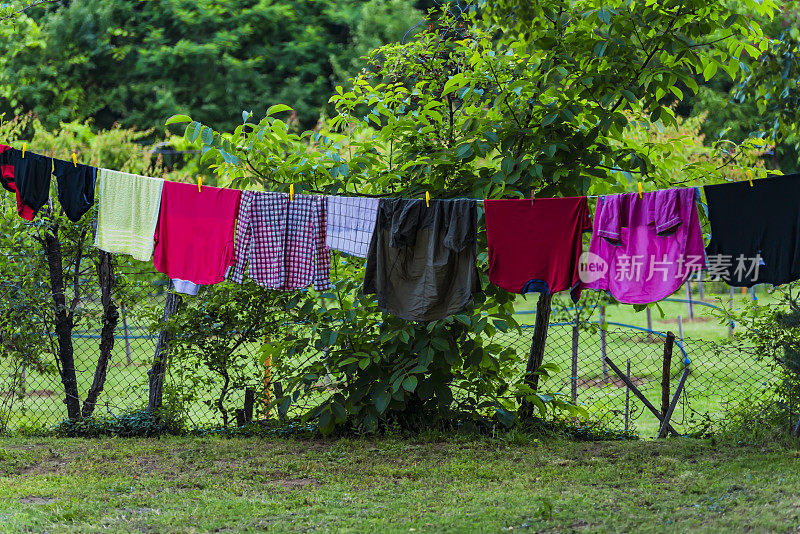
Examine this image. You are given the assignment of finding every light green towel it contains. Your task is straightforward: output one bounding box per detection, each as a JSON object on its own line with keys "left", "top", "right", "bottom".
{"left": 94, "top": 169, "right": 164, "bottom": 261}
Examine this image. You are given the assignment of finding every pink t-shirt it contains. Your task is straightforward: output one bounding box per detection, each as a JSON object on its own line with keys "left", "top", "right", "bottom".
{"left": 581, "top": 188, "right": 705, "bottom": 304}
{"left": 153, "top": 181, "right": 243, "bottom": 286}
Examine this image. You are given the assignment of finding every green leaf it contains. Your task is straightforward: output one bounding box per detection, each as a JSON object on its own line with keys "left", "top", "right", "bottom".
{"left": 166, "top": 114, "right": 191, "bottom": 126}
{"left": 703, "top": 61, "right": 718, "bottom": 82}
{"left": 455, "top": 143, "right": 474, "bottom": 159}
{"left": 431, "top": 337, "right": 450, "bottom": 351}
{"left": 597, "top": 8, "right": 611, "bottom": 24}
{"left": 201, "top": 126, "right": 213, "bottom": 145}
{"left": 374, "top": 390, "right": 390, "bottom": 414}
{"left": 541, "top": 113, "right": 558, "bottom": 126}
{"left": 266, "top": 104, "right": 293, "bottom": 116}
{"left": 186, "top": 121, "right": 202, "bottom": 142}
{"left": 402, "top": 376, "right": 418, "bottom": 392}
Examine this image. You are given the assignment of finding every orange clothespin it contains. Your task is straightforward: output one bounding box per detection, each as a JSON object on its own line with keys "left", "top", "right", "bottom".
{"left": 637, "top": 182, "right": 643, "bottom": 199}
{"left": 197, "top": 176, "right": 203, "bottom": 192}
{"left": 425, "top": 191, "right": 430, "bottom": 208}
{"left": 71, "top": 153, "right": 78, "bottom": 167}
{"left": 21, "top": 143, "right": 26, "bottom": 158}
{"left": 290, "top": 183, "right": 295, "bottom": 202}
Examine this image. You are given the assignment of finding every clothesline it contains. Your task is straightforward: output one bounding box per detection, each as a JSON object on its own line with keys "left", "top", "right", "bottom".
{"left": 3, "top": 142, "right": 796, "bottom": 323}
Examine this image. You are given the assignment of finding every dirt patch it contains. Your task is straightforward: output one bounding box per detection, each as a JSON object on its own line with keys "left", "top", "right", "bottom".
{"left": 276, "top": 477, "right": 319, "bottom": 490}
{"left": 19, "top": 496, "right": 58, "bottom": 504}
{"left": 577, "top": 376, "right": 647, "bottom": 389}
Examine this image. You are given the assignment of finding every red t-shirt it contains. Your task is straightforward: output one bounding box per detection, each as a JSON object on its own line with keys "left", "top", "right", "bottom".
{"left": 484, "top": 197, "right": 592, "bottom": 302}
{"left": 153, "top": 180, "right": 243, "bottom": 285}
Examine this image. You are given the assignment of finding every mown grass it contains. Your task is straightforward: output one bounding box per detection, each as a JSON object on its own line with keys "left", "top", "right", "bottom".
{"left": 0, "top": 436, "right": 798, "bottom": 533}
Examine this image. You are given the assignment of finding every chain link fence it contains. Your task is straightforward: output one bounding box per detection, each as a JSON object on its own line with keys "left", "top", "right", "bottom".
{"left": 0, "top": 256, "right": 782, "bottom": 436}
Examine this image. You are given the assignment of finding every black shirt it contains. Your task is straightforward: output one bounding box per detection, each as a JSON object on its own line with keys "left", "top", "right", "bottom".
{"left": 704, "top": 173, "right": 800, "bottom": 287}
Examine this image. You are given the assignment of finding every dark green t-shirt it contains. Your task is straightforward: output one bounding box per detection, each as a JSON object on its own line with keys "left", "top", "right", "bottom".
{"left": 363, "top": 198, "right": 480, "bottom": 322}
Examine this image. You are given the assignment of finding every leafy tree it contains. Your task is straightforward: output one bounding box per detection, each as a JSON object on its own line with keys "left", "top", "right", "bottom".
{"left": 737, "top": 3, "right": 800, "bottom": 170}
{"left": 0, "top": 0, "right": 423, "bottom": 132}
{"left": 169, "top": 0, "right": 776, "bottom": 433}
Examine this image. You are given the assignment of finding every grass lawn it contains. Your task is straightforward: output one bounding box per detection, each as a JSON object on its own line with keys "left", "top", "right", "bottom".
{"left": 0, "top": 436, "right": 798, "bottom": 533}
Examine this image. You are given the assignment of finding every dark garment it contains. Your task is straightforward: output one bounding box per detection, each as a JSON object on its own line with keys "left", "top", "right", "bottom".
{"left": 53, "top": 159, "right": 96, "bottom": 222}
{"left": 0, "top": 145, "right": 15, "bottom": 193}
{"left": 0, "top": 148, "right": 52, "bottom": 220}
{"left": 364, "top": 198, "right": 480, "bottom": 322}
{"left": 704, "top": 173, "right": 800, "bottom": 287}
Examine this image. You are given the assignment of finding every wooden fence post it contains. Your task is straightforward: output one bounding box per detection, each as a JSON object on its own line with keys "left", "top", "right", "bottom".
{"left": 685, "top": 281, "right": 694, "bottom": 320}
{"left": 520, "top": 292, "right": 552, "bottom": 419}
{"left": 661, "top": 331, "right": 675, "bottom": 420}
{"left": 147, "top": 289, "right": 182, "bottom": 412}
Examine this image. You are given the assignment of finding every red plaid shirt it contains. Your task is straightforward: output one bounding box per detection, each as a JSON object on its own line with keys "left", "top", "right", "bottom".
{"left": 230, "top": 191, "right": 331, "bottom": 291}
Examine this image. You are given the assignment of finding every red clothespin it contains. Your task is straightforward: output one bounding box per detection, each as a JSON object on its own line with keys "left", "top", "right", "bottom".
{"left": 530, "top": 188, "right": 536, "bottom": 207}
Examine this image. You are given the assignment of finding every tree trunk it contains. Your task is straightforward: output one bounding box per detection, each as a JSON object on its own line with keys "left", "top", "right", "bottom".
{"left": 147, "top": 290, "right": 181, "bottom": 412}
{"left": 520, "top": 292, "right": 552, "bottom": 419}
{"left": 44, "top": 225, "right": 81, "bottom": 421}
{"left": 82, "top": 251, "right": 119, "bottom": 418}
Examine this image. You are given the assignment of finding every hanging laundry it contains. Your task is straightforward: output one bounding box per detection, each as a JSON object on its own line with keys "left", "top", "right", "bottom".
{"left": 229, "top": 191, "right": 331, "bottom": 290}
{"left": 582, "top": 188, "right": 705, "bottom": 304}
{"left": 171, "top": 279, "right": 200, "bottom": 296}
{"left": 94, "top": 169, "right": 164, "bottom": 261}
{"left": 485, "top": 197, "right": 591, "bottom": 302}
{"left": 326, "top": 195, "right": 379, "bottom": 257}
{"left": 704, "top": 174, "right": 800, "bottom": 287}
{"left": 0, "top": 147, "right": 52, "bottom": 220}
{"left": 53, "top": 158, "right": 96, "bottom": 222}
{"left": 363, "top": 198, "right": 480, "bottom": 322}
{"left": 0, "top": 145, "right": 21, "bottom": 206}
{"left": 153, "top": 181, "right": 242, "bottom": 292}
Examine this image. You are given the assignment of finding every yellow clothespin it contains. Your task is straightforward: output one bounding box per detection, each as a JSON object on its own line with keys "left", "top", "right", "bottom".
{"left": 21, "top": 143, "right": 26, "bottom": 159}
{"left": 197, "top": 176, "right": 203, "bottom": 192}
{"left": 637, "top": 182, "right": 643, "bottom": 199}
{"left": 746, "top": 169, "right": 753, "bottom": 187}
{"left": 425, "top": 191, "right": 430, "bottom": 208}
{"left": 290, "top": 183, "right": 295, "bottom": 202}
{"left": 71, "top": 153, "right": 78, "bottom": 167}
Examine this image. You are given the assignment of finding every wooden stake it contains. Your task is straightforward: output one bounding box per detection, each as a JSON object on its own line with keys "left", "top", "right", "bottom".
{"left": 520, "top": 292, "right": 552, "bottom": 418}
{"left": 603, "top": 356, "right": 680, "bottom": 437}
{"left": 686, "top": 281, "right": 694, "bottom": 320}
{"left": 658, "top": 366, "right": 690, "bottom": 438}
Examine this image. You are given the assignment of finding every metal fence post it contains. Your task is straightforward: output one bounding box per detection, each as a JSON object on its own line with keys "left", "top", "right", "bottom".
{"left": 624, "top": 358, "right": 631, "bottom": 432}
{"left": 571, "top": 317, "right": 579, "bottom": 404}
{"left": 600, "top": 306, "right": 608, "bottom": 380}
